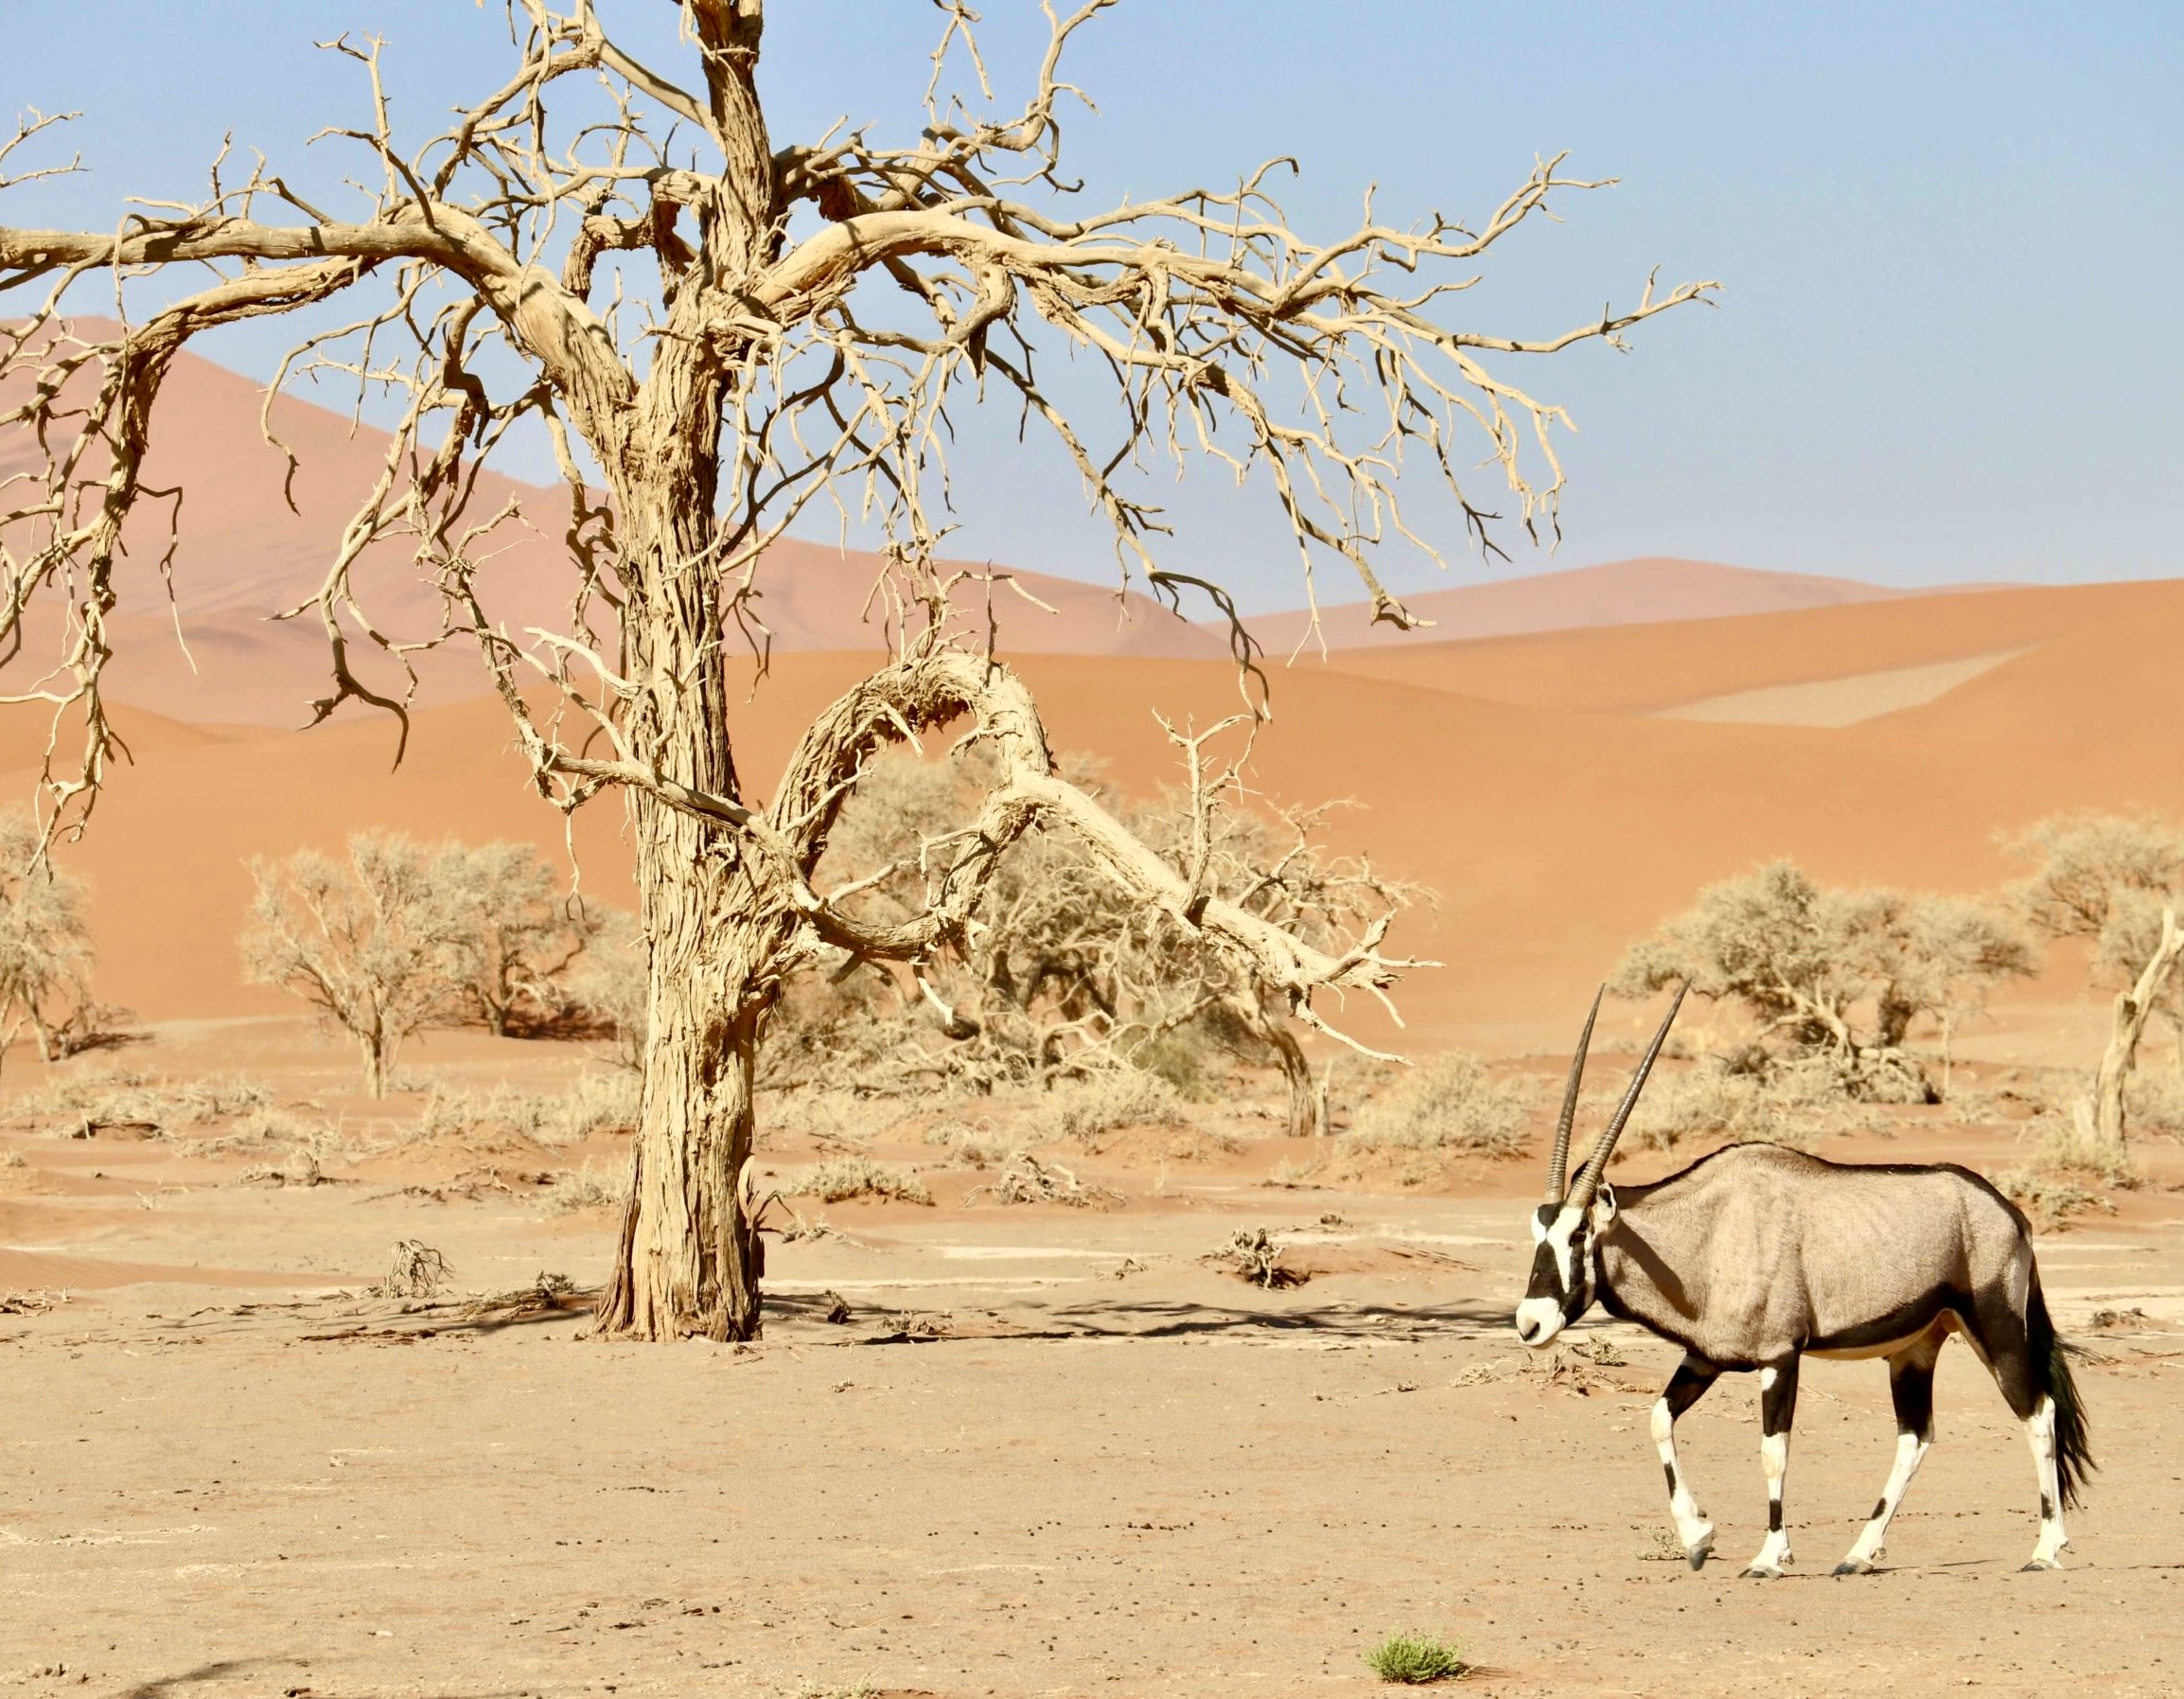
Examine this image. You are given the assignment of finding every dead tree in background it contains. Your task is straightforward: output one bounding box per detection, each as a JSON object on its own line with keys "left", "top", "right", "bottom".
{"left": 0, "top": 807, "right": 97, "bottom": 1071}
{"left": 792, "top": 724, "right": 1425, "bottom": 1134}
{"left": 241, "top": 833, "right": 470, "bottom": 1097}
{"left": 0, "top": 3, "right": 1713, "bottom": 1339}
{"left": 1614, "top": 859, "right": 2034, "bottom": 1097}
{"left": 2009, "top": 813, "right": 2184, "bottom": 1151}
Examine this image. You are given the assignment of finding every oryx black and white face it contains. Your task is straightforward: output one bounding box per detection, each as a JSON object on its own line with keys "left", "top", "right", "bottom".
{"left": 1515, "top": 982, "right": 1683, "bottom": 1349}
{"left": 1514, "top": 1190, "right": 1614, "bottom": 1347}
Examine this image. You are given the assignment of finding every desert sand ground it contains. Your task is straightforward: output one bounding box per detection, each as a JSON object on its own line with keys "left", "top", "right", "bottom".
{"left": 6, "top": 1019, "right": 2184, "bottom": 1699}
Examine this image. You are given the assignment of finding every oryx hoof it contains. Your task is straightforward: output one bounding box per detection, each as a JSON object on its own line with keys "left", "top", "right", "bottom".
{"left": 1739, "top": 1565, "right": 1785, "bottom": 1580}
{"left": 2019, "top": 1556, "right": 2063, "bottom": 1572}
{"left": 1684, "top": 1526, "right": 1716, "bottom": 1571}
{"left": 1831, "top": 1559, "right": 1876, "bottom": 1577}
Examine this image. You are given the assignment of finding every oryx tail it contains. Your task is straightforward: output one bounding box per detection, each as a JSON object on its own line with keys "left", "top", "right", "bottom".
{"left": 2027, "top": 1276, "right": 2093, "bottom": 1510}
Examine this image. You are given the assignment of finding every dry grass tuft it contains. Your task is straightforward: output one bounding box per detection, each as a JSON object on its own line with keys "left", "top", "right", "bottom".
{"left": 6, "top": 1071, "right": 273, "bottom": 1137}
{"left": 1995, "top": 1168, "right": 2116, "bottom": 1231}
{"left": 1053, "top": 1071, "right": 1186, "bottom": 1143}
{"left": 541, "top": 1158, "right": 625, "bottom": 1214}
{"left": 418, "top": 1074, "right": 638, "bottom": 1147}
{"left": 2127, "top": 1070, "right": 2184, "bottom": 1140}
{"left": 787, "top": 1156, "right": 932, "bottom": 1206}
{"left": 1347, "top": 1053, "right": 1533, "bottom": 1157}
{"left": 923, "top": 1117, "right": 1017, "bottom": 1168}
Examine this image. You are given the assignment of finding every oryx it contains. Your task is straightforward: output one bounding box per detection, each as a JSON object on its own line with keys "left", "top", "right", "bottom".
{"left": 1514, "top": 986, "right": 2093, "bottom": 1577}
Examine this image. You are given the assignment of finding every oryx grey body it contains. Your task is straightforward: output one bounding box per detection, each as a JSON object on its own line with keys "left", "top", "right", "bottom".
{"left": 1515, "top": 989, "right": 2092, "bottom": 1577}
{"left": 1594, "top": 1145, "right": 2034, "bottom": 1369}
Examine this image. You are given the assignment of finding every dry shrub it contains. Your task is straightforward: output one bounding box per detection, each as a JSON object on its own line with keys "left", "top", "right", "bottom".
{"left": 418, "top": 1073, "right": 638, "bottom": 1146}
{"left": 1053, "top": 1070, "right": 1185, "bottom": 1143}
{"left": 924, "top": 1117, "right": 1016, "bottom": 1168}
{"left": 787, "top": 1155, "right": 933, "bottom": 1206}
{"left": 202, "top": 1106, "right": 335, "bottom": 1155}
{"left": 7, "top": 1071, "right": 272, "bottom": 1135}
{"left": 1995, "top": 1168, "right": 2116, "bottom": 1231}
{"left": 1215, "top": 1226, "right": 1305, "bottom": 1287}
{"left": 1, "top": 1147, "right": 25, "bottom": 1170}
{"left": 1600, "top": 1058, "right": 1893, "bottom": 1154}
{"left": 377, "top": 1239, "right": 452, "bottom": 1298}
{"left": 1950, "top": 1071, "right": 2066, "bottom": 1128}
{"left": 2126, "top": 1070, "right": 2184, "bottom": 1140}
{"left": 766, "top": 1088, "right": 883, "bottom": 1144}
{"left": 1347, "top": 1053, "right": 1533, "bottom": 1156}
{"left": 542, "top": 1158, "right": 625, "bottom": 1214}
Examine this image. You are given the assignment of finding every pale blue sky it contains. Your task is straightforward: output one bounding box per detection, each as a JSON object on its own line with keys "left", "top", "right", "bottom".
{"left": 9, "top": 2, "right": 2179, "bottom": 610}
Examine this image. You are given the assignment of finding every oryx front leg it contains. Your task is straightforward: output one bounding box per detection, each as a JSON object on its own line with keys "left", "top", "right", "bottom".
{"left": 2022, "top": 1395, "right": 2070, "bottom": 1570}
{"left": 1651, "top": 1354, "right": 1721, "bottom": 1569}
{"left": 1836, "top": 1341, "right": 1939, "bottom": 1575}
{"left": 1742, "top": 1356, "right": 1800, "bottom": 1578}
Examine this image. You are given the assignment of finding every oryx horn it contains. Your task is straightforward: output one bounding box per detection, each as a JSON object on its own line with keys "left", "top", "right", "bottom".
{"left": 1546, "top": 985, "right": 1605, "bottom": 1202}
{"left": 1567, "top": 982, "right": 1688, "bottom": 1212}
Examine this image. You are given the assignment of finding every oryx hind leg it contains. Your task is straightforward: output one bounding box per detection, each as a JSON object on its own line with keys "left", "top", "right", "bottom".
{"left": 1965, "top": 1264, "right": 2072, "bottom": 1570}
{"left": 1650, "top": 1354, "right": 1721, "bottom": 1569}
{"left": 1741, "top": 1354, "right": 1800, "bottom": 1578}
{"left": 1834, "top": 1327, "right": 1945, "bottom": 1575}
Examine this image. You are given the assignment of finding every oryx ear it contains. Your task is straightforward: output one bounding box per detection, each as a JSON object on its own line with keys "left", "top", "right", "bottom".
{"left": 1588, "top": 1183, "right": 1618, "bottom": 1230}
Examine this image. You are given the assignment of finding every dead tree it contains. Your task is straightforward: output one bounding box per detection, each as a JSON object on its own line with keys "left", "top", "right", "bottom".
{"left": 0, "top": 4, "right": 1713, "bottom": 1339}
{"left": 240, "top": 833, "right": 469, "bottom": 1097}
{"left": 1615, "top": 860, "right": 2033, "bottom": 1095}
{"left": 2009, "top": 813, "right": 2184, "bottom": 1150}
{"left": 445, "top": 841, "right": 598, "bottom": 1036}
{"left": 0, "top": 807, "right": 97, "bottom": 1071}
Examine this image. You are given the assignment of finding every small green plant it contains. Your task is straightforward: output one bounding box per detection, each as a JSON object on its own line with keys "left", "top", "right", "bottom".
{"left": 1366, "top": 1631, "right": 1468, "bottom": 1685}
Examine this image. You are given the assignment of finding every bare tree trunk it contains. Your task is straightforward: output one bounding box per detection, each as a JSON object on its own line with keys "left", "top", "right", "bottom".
{"left": 599, "top": 920, "right": 767, "bottom": 1341}
{"left": 1228, "top": 989, "right": 1320, "bottom": 1137}
{"left": 592, "top": 470, "right": 775, "bottom": 1341}
{"left": 1269, "top": 1020, "right": 1320, "bottom": 1139}
{"left": 2092, "top": 905, "right": 2184, "bottom": 1150}
{"left": 361, "top": 1033, "right": 386, "bottom": 1099}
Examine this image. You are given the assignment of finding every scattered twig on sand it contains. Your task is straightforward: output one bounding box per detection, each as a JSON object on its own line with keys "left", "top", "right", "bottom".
{"left": 1452, "top": 1336, "right": 1636, "bottom": 1396}
{"left": 464, "top": 1271, "right": 579, "bottom": 1318}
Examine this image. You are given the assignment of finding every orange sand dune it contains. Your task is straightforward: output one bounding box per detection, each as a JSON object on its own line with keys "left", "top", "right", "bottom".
{"left": 0, "top": 318, "right": 1224, "bottom": 729}
{"left": 1239, "top": 555, "right": 1956, "bottom": 653}
{"left": 1311, "top": 578, "right": 2184, "bottom": 716}
{"left": 19, "top": 595, "right": 2182, "bottom": 1050}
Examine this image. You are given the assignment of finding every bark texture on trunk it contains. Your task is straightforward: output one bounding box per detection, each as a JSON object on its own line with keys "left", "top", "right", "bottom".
{"left": 2093, "top": 905, "right": 2184, "bottom": 1150}
{"left": 590, "top": 473, "right": 779, "bottom": 1339}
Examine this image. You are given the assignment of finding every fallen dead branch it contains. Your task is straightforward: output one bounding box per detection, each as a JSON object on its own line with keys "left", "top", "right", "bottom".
{"left": 963, "top": 1154, "right": 1120, "bottom": 1209}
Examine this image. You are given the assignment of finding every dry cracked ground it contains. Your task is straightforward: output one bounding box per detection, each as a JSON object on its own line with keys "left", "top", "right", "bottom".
{"left": 6, "top": 1018, "right": 2184, "bottom": 1699}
